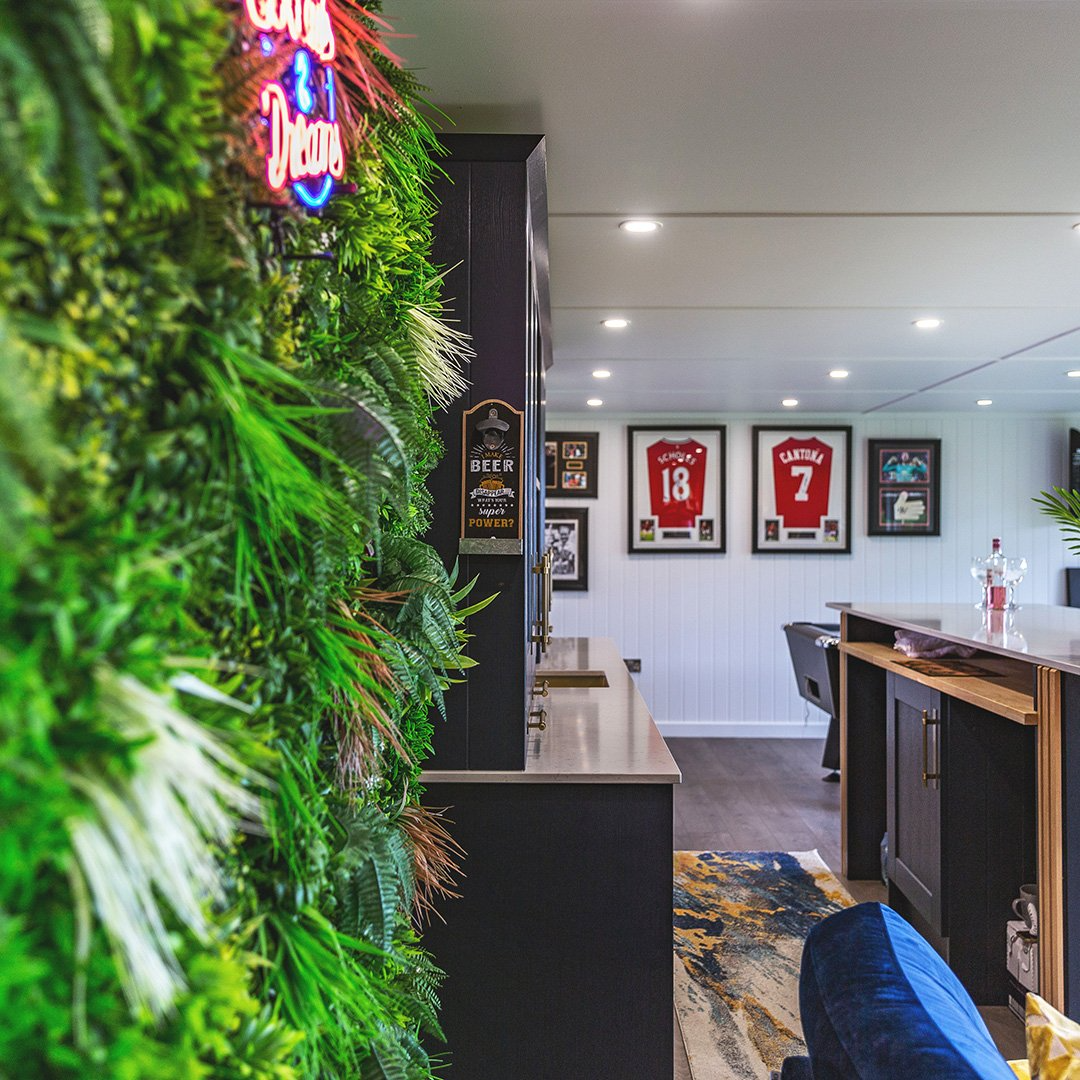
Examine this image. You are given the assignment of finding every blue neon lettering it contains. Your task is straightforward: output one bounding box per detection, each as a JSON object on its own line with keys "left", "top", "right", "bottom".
{"left": 292, "top": 175, "right": 334, "bottom": 208}
{"left": 293, "top": 49, "right": 314, "bottom": 115}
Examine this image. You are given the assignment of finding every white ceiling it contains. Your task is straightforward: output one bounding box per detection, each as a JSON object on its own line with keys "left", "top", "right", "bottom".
{"left": 388, "top": 0, "right": 1080, "bottom": 414}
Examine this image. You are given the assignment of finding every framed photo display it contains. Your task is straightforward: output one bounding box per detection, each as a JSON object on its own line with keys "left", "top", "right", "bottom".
{"left": 867, "top": 438, "right": 941, "bottom": 536}
{"left": 544, "top": 506, "right": 588, "bottom": 590}
{"left": 627, "top": 426, "right": 726, "bottom": 554}
{"left": 752, "top": 426, "right": 852, "bottom": 554}
{"left": 545, "top": 431, "right": 598, "bottom": 498}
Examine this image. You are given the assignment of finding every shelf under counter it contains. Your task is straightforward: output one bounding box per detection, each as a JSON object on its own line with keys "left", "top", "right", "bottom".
{"left": 841, "top": 640, "right": 1037, "bottom": 726}
{"left": 420, "top": 636, "right": 681, "bottom": 785}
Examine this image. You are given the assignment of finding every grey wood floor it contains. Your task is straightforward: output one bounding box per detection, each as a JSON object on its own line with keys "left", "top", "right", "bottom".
{"left": 668, "top": 737, "right": 1024, "bottom": 1078}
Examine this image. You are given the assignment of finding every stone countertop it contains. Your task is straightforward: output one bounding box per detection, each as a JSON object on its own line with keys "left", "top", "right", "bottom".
{"left": 419, "top": 636, "right": 681, "bottom": 785}
{"left": 827, "top": 602, "right": 1080, "bottom": 677}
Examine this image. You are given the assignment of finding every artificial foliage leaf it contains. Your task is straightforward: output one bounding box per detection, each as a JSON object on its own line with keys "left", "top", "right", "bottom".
{"left": 334, "top": 804, "right": 415, "bottom": 950}
{"left": 67, "top": 667, "right": 265, "bottom": 1017}
{"left": 1035, "top": 486, "right": 1080, "bottom": 554}
{"left": 0, "top": 0, "right": 473, "bottom": 1073}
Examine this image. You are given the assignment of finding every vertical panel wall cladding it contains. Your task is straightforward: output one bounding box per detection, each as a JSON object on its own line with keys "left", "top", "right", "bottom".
{"left": 426, "top": 135, "right": 552, "bottom": 770}
{"left": 548, "top": 413, "right": 1077, "bottom": 734}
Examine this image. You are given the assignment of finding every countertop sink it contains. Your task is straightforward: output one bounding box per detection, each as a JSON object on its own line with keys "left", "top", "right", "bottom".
{"left": 538, "top": 670, "right": 610, "bottom": 689}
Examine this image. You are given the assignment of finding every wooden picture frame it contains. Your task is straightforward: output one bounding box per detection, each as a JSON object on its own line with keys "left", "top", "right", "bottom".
{"left": 867, "top": 438, "right": 941, "bottom": 536}
{"left": 545, "top": 506, "right": 588, "bottom": 590}
{"left": 752, "top": 425, "right": 852, "bottom": 553}
{"left": 545, "top": 431, "right": 598, "bottom": 498}
{"left": 627, "top": 425, "right": 726, "bottom": 554}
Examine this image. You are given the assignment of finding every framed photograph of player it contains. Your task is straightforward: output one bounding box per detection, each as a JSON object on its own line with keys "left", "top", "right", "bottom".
{"left": 544, "top": 507, "right": 589, "bottom": 590}
{"left": 752, "top": 426, "right": 852, "bottom": 554}
{"left": 867, "top": 438, "right": 941, "bottom": 536}
{"left": 627, "top": 426, "right": 726, "bottom": 554}
{"left": 545, "top": 431, "right": 599, "bottom": 498}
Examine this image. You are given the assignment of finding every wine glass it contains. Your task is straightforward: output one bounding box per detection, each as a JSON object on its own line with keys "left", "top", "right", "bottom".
{"left": 1003, "top": 557, "right": 1028, "bottom": 585}
{"left": 970, "top": 556, "right": 992, "bottom": 607}
{"left": 1004, "top": 557, "right": 1028, "bottom": 609}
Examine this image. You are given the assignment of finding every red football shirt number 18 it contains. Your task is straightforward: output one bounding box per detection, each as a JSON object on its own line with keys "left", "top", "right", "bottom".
{"left": 646, "top": 439, "right": 707, "bottom": 528}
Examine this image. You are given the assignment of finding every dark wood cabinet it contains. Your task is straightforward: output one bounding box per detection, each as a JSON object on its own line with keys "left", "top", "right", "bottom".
{"left": 834, "top": 605, "right": 1080, "bottom": 1014}
{"left": 881, "top": 668, "right": 1037, "bottom": 1001}
{"left": 422, "top": 778, "right": 674, "bottom": 1080}
{"left": 887, "top": 674, "right": 946, "bottom": 934}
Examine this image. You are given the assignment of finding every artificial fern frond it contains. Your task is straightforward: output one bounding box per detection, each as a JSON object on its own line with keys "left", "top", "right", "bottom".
{"left": 334, "top": 804, "right": 415, "bottom": 951}
{"left": 66, "top": 667, "right": 264, "bottom": 1018}
{"left": 361, "top": 1027, "right": 435, "bottom": 1080}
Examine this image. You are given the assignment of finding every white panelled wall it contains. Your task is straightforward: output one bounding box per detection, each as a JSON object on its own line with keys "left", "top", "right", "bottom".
{"left": 548, "top": 413, "right": 1080, "bottom": 738}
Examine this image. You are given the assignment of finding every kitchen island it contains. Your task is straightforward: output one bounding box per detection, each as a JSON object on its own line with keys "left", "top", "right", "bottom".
{"left": 420, "top": 637, "right": 680, "bottom": 1079}
{"left": 830, "top": 602, "right": 1080, "bottom": 1015}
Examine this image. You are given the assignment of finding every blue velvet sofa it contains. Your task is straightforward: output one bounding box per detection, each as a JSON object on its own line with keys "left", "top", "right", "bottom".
{"left": 779, "top": 902, "right": 1017, "bottom": 1079}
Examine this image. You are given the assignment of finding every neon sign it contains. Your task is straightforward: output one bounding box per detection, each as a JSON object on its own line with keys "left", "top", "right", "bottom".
{"left": 260, "top": 78, "right": 344, "bottom": 192}
{"left": 243, "top": 0, "right": 345, "bottom": 209}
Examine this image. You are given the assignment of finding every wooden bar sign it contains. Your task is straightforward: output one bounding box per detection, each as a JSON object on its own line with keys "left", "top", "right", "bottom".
{"left": 460, "top": 399, "right": 525, "bottom": 555}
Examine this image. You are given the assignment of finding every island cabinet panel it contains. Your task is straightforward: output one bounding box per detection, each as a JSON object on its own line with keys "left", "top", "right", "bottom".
{"left": 887, "top": 674, "right": 945, "bottom": 934}
{"left": 1060, "top": 671, "right": 1080, "bottom": 1010}
{"left": 882, "top": 669, "right": 1037, "bottom": 1003}
{"left": 945, "top": 697, "right": 1037, "bottom": 1003}
{"left": 841, "top": 653, "right": 888, "bottom": 880}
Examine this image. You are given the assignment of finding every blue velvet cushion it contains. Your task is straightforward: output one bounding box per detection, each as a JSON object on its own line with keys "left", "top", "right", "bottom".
{"left": 778, "top": 1057, "right": 814, "bottom": 1080}
{"left": 798, "top": 902, "right": 1016, "bottom": 1079}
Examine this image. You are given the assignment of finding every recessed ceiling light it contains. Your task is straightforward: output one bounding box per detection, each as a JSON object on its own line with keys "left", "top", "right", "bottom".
{"left": 1072, "top": 223, "right": 1080, "bottom": 233}
{"left": 619, "top": 219, "right": 662, "bottom": 233}
{"left": 782, "top": 398, "right": 799, "bottom": 408}
{"left": 602, "top": 318, "right": 629, "bottom": 329}
{"left": 913, "top": 317, "right": 943, "bottom": 330}
{"left": 976, "top": 398, "right": 993, "bottom": 407}
{"left": 829, "top": 369, "right": 849, "bottom": 379}
{"left": 592, "top": 369, "right": 612, "bottom": 379}
{"left": 587, "top": 398, "right": 603, "bottom": 407}
{"left": 1068, "top": 370, "right": 1080, "bottom": 378}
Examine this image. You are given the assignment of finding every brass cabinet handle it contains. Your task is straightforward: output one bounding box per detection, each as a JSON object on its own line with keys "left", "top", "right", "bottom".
{"left": 532, "top": 678, "right": 550, "bottom": 698}
{"left": 528, "top": 707, "right": 547, "bottom": 731}
{"left": 530, "top": 550, "right": 553, "bottom": 651}
{"left": 543, "top": 548, "right": 553, "bottom": 647}
{"left": 921, "top": 708, "right": 941, "bottom": 787}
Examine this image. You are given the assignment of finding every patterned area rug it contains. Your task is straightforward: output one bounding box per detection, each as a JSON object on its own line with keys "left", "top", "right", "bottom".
{"left": 673, "top": 850, "right": 855, "bottom": 1080}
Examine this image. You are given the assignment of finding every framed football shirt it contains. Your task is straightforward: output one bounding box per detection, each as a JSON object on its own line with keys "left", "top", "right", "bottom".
{"left": 752, "top": 426, "right": 851, "bottom": 553}
{"left": 628, "top": 426, "right": 726, "bottom": 553}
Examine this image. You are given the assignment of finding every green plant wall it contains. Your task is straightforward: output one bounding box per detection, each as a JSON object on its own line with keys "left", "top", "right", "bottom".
{"left": 0, "top": 1, "right": 472, "bottom": 1075}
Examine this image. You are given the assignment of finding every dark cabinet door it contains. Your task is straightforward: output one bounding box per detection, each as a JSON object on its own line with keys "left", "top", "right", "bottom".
{"left": 887, "top": 673, "right": 946, "bottom": 933}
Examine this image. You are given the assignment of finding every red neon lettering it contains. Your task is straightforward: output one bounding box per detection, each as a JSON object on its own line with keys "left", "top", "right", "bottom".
{"left": 243, "top": 0, "right": 336, "bottom": 61}
{"left": 260, "top": 81, "right": 345, "bottom": 191}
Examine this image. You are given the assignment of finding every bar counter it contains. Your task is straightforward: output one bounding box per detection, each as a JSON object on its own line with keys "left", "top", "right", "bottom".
{"left": 420, "top": 635, "right": 681, "bottom": 784}
{"left": 828, "top": 601, "right": 1080, "bottom": 676}
{"left": 419, "top": 636, "right": 678, "bottom": 1079}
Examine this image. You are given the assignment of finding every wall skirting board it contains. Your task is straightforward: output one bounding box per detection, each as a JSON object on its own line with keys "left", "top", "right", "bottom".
{"left": 658, "top": 721, "right": 830, "bottom": 739}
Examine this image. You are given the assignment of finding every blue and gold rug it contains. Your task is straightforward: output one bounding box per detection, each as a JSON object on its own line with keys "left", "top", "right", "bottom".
{"left": 673, "top": 850, "right": 854, "bottom": 1080}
